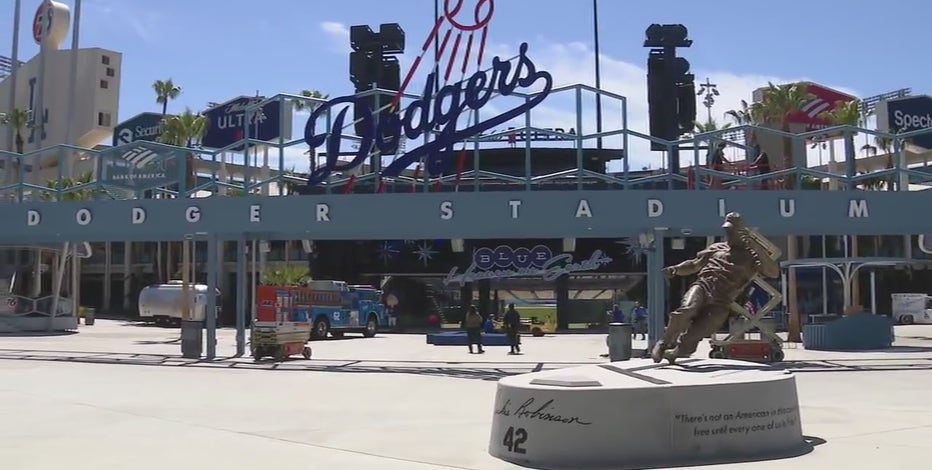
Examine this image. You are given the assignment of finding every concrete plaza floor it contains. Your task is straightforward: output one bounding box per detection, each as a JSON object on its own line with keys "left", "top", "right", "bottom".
{"left": 1, "top": 320, "right": 932, "bottom": 469}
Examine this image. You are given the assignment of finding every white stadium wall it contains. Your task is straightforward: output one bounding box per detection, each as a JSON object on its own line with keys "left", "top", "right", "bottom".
{"left": 0, "top": 47, "right": 122, "bottom": 156}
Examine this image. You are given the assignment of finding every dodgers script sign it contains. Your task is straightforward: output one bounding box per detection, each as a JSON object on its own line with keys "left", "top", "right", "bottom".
{"left": 444, "top": 245, "right": 613, "bottom": 286}
{"left": 304, "top": 0, "right": 554, "bottom": 185}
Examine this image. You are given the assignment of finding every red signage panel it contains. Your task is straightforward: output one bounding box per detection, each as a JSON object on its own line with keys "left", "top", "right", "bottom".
{"left": 786, "top": 82, "right": 857, "bottom": 130}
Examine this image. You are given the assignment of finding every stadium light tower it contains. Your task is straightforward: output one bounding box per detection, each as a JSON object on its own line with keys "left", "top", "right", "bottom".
{"left": 644, "top": 24, "right": 696, "bottom": 177}
{"left": 697, "top": 77, "right": 719, "bottom": 125}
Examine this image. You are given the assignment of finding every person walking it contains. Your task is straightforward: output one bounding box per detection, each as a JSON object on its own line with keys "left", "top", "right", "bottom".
{"left": 464, "top": 306, "right": 485, "bottom": 354}
{"left": 632, "top": 301, "right": 648, "bottom": 340}
{"left": 503, "top": 303, "right": 522, "bottom": 355}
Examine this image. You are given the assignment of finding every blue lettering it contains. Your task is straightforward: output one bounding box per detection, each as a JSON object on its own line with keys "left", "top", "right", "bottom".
{"left": 303, "top": 42, "right": 553, "bottom": 185}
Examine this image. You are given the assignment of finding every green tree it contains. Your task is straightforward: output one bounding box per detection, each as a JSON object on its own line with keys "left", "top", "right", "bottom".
{"left": 292, "top": 89, "right": 327, "bottom": 113}
{"left": 153, "top": 79, "right": 182, "bottom": 116}
{"left": 1, "top": 108, "right": 30, "bottom": 154}
{"left": 754, "top": 82, "right": 814, "bottom": 190}
{"left": 39, "top": 172, "right": 98, "bottom": 201}
{"left": 818, "top": 99, "right": 863, "bottom": 186}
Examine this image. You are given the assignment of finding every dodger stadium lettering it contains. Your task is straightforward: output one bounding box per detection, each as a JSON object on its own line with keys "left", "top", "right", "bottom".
{"left": 20, "top": 197, "right": 874, "bottom": 229}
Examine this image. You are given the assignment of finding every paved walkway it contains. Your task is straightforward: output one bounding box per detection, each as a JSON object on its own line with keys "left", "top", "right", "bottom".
{"left": 2, "top": 320, "right": 932, "bottom": 469}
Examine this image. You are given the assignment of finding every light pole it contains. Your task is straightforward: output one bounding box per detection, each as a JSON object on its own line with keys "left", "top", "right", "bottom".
{"left": 592, "top": 0, "right": 603, "bottom": 149}
{"left": 696, "top": 77, "right": 719, "bottom": 125}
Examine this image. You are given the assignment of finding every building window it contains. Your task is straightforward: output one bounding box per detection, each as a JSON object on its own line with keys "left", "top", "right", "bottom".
{"left": 105, "top": 67, "right": 115, "bottom": 77}
{"left": 97, "top": 112, "right": 111, "bottom": 127}
{"left": 99, "top": 80, "right": 108, "bottom": 89}
{"left": 101, "top": 55, "right": 110, "bottom": 65}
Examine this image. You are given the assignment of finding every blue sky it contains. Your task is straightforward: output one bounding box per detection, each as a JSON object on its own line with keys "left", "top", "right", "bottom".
{"left": 2, "top": 0, "right": 929, "bottom": 170}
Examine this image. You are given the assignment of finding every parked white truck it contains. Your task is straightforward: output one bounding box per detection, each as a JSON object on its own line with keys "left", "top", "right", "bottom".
{"left": 891, "top": 293, "right": 932, "bottom": 325}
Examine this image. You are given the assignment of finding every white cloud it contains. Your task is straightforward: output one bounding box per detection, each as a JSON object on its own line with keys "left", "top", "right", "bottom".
{"left": 320, "top": 21, "right": 350, "bottom": 51}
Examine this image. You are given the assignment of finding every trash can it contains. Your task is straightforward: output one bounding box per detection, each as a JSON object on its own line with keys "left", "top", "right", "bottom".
{"left": 180, "top": 320, "right": 204, "bottom": 359}
{"left": 606, "top": 322, "right": 633, "bottom": 361}
{"left": 84, "top": 307, "right": 95, "bottom": 326}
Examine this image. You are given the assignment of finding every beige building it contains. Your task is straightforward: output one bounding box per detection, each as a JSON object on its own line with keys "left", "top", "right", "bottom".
{"left": 0, "top": 47, "right": 122, "bottom": 155}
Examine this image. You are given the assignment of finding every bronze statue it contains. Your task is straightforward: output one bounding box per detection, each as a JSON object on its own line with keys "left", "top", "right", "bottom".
{"left": 651, "top": 212, "right": 781, "bottom": 364}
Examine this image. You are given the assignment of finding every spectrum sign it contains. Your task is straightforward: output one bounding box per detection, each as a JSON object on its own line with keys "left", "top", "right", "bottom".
{"left": 876, "top": 95, "right": 932, "bottom": 150}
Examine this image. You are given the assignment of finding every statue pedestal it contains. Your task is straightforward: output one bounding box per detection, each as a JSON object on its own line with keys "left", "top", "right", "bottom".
{"left": 488, "top": 359, "right": 809, "bottom": 469}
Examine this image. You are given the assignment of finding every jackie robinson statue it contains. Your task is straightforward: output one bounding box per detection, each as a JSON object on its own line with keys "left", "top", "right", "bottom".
{"left": 652, "top": 212, "right": 781, "bottom": 364}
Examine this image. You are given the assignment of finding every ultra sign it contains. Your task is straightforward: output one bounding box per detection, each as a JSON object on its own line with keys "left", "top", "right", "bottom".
{"left": 304, "top": 0, "right": 553, "bottom": 186}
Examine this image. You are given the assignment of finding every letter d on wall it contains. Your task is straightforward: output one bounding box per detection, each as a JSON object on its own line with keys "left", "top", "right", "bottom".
{"left": 647, "top": 199, "right": 664, "bottom": 218}
{"left": 132, "top": 207, "right": 147, "bottom": 224}
{"left": 27, "top": 210, "right": 41, "bottom": 226}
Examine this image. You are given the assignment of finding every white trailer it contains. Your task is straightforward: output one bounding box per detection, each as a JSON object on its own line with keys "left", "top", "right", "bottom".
{"left": 891, "top": 293, "right": 932, "bottom": 325}
{"left": 138, "top": 281, "right": 220, "bottom": 327}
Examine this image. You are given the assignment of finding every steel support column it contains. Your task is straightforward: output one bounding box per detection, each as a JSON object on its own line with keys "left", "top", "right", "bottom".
{"left": 236, "top": 238, "right": 247, "bottom": 356}
{"left": 646, "top": 230, "right": 666, "bottom": 352}
{"left": 206, "top": 236, "right": 218, "bottom": 360}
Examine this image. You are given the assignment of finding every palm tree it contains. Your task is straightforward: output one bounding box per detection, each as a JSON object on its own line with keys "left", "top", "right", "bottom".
{"left": 149, "top": 79, "right": 183, "bottom": 282}
{"left": 754, "top": 82, "right": 814, "bottom": 190}
{"left": 1, "top": 108, "right": 31, "bottom": 201}
{"left": 292, "top": 89, "right": 327, "bottom": 113}
{"left": 156, "top": 109, "right": 209, "bottom": 281}
{"left": 818, "top": 99, "right": 862, "bottom": 185}
{"left": 1, "top": 108, "right": 30, "bottom": 153}
{"left": 153, "top": 79, "right": 182, "bottom": 116}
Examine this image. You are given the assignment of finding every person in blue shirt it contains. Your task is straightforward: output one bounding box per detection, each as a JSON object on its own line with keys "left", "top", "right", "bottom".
{"left": 631, "top": 301, "right": 648, "bottom": 340}
{"left": 610, "top": 304, "right": 625, "bottom": 324}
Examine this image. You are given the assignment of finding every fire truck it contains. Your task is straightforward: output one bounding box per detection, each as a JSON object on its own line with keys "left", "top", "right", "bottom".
{"left": 256, "top": 280, "right": 388, "bottom": 340}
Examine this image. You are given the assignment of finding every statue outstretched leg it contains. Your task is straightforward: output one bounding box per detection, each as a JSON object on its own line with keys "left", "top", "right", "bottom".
{"left": 651, "top": 285, "right": 707, "bottom": 363}
{"left": 677, "top": 305, "right": 731, "bottom": 358}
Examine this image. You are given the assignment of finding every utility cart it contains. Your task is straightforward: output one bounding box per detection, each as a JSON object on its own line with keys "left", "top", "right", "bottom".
{"left": 251, "top": 287, "right": 312, "bottom": 362}
{"left": 251, "top": 322, "right": 312, "bottom": 361}
{"left": 709, "top": 286, "right": 785, "bottom": 363}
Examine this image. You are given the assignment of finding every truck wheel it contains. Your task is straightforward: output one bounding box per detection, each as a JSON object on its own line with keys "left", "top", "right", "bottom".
{"left": 363, "top": 314, "right": 378, "bottom": 338}
{"left": 302, "top": 347, "right": 312, "bottom": 360}
{"left": 902, "top": 315, "right": 914, "bottom": 325}
{"left": 772, "top": 348, "right": 785, "bottom": 362}
{"left": 312, "top": 317, "right": 330, "bottom": 339}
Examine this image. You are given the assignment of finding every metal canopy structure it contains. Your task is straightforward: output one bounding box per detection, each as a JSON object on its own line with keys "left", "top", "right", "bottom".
{"left": 1, "top": 189, "right": 931, "bottom": 243}
{"left": 5, "top": 86, "right": 932, "bottom": 359}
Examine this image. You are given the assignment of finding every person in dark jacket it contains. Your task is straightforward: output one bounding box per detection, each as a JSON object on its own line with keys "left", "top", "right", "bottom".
{"left": 464, "top": 306, "right": 485, "bottom": 354}
{"left": 503, "top": 303, "right": 522, "bottom": 354}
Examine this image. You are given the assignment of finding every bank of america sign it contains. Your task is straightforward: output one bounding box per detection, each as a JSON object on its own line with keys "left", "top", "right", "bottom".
{"left": 101, "top": 145, "right": 179, "bottom": 190}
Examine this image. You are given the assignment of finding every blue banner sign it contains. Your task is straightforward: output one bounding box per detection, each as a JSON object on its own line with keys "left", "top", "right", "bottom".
{"left": 443, "top": 244, "right": 613, "bottom": 286}
{"left": 880, "top": 95, "right": 932, "bottom": 149}
{"left": 112, "top": 112, "right": 167, "bottom": 146}
{"left": 98, "top": 143, "right": 181, "bottom": 191}
{"left": 304, "top": 42, "right": 554, "bottom": 185}
{"left": 202, "top": 96, "right": 285, "bottom": 150}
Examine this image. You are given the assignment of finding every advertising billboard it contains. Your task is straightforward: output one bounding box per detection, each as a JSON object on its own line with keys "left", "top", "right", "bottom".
{"left": 98, "top": 142, "right": 181, "bottom": 191}
{"left": 876, "top": 95, "right": 932, "bottom": 150}
{"left": 112, "top": 112, "right": 167, "bottom": 146}
{"left": 753, "top": 82, "right": 856, "bottom": 131}
{"left": 201, "top": 96, "right": 292, "bottom": 150}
